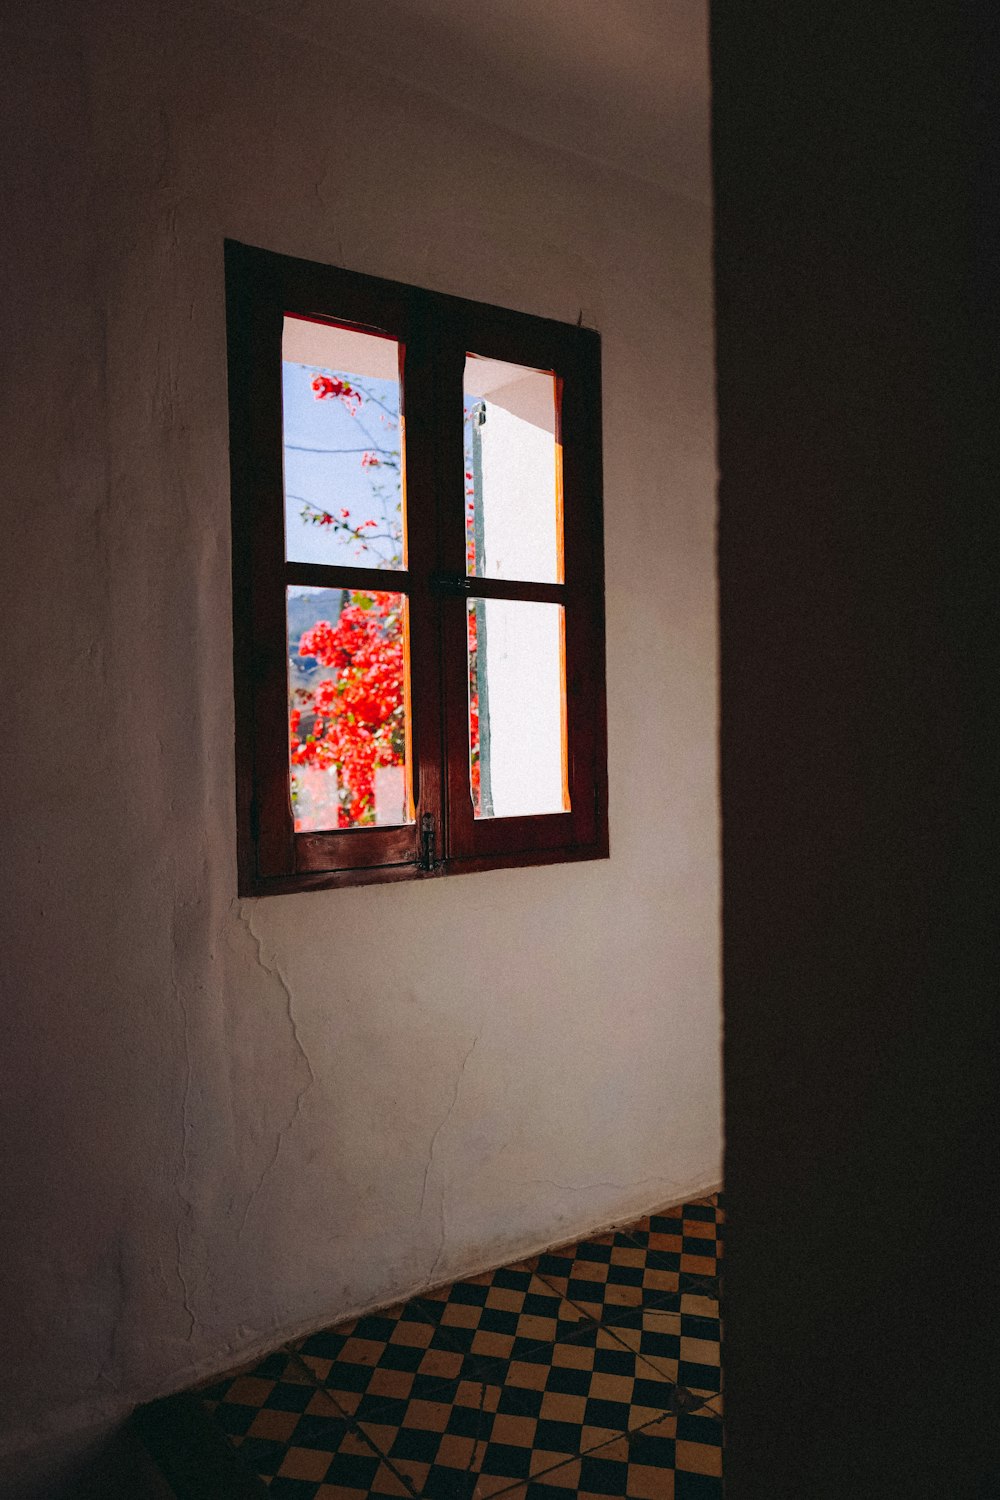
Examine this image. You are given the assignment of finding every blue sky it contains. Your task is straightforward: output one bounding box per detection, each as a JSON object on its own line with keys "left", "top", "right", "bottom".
{"left": 282, "top": 361, "right": 403, "bottom": 569}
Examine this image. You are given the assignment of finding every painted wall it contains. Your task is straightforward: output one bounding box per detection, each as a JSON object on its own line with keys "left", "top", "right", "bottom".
{"left": 0, "top": 0, "right": 719, "bottom": 1481}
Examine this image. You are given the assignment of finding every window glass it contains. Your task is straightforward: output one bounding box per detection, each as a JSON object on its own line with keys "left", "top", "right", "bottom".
{"left": 468, "top": 598, "right": 569, "bottom": 818}
{"left": 288, "top": 585, "right": 412, "bottom": 831}
{"left": 464, "top": 355, "right": 562, "bottom": 584}
{"left": 282, "top": 316, "right": 405, "bottom": 569}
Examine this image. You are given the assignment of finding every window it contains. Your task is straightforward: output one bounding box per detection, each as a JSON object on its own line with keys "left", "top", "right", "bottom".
{"left": 226, "top": 242, "right": 608, "bottom": 894}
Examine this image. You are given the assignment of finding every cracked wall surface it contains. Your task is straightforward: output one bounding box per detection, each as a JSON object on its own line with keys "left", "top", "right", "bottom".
{"left": 0, "top": 0, "right": 721, "bottom": 1489}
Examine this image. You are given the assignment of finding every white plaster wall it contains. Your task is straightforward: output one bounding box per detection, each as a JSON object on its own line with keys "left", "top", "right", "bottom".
{"left": 0, "top": 0, "right": 720, "bottom": 1482}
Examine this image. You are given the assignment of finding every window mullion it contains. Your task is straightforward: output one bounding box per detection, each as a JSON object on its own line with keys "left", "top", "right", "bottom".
{"left": 398, "top": 297, "right": 452, "bottom": 859}
{"left": 430, "top": 324, "right": 479, "bottom": 863}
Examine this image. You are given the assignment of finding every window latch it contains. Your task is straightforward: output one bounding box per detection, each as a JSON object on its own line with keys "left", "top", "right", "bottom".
{"left": 429, "top": 571, "right": 471, "bottom": 597}
{"left": 419, "top": 812, "right": 443, "bottom": 872}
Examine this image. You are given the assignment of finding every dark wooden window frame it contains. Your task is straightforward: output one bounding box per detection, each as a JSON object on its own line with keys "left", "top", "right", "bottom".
{"left": 226, "top": 241, "right": 609, "bottom": 895}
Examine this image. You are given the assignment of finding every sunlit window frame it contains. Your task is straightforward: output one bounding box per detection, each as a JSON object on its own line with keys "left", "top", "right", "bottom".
{"left": 226, "top": 241, "right": 609, "bottom": 895}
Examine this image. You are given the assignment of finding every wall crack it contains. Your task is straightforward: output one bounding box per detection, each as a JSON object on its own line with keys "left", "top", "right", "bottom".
{"left": 238, "top": 903, "right": 318, "bottom": 1234}
{"left": 423, "top": 1033, "right": 480, "bottom": 1285}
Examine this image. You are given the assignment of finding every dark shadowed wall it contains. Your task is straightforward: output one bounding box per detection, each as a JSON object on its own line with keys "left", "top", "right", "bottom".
{"left": 713, "top": 5, "right": 998, "bottom": 1496}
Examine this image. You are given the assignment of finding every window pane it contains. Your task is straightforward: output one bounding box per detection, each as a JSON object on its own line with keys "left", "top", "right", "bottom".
{"left": 282, "top": 316, "right": 405, "bottom": 569}
{"left": 288, "top": 586, "right": 412, "bottom": 831}
{"left": 464, "top": 355, "right": 562, "bottom": 583}
{"left": 468, "top": 599, "right": 569, "bottom": 818}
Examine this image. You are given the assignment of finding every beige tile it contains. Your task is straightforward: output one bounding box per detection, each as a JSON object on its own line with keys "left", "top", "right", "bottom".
{"left": 372, "top": 1463, "right": 412, "bottom": 1496}
{"left": 580, "top": 1426, "right": 625, "bottom": 1453}
{"left": 605, "top": 1284, "right": 644, "bottom": 1307}
{"left": 637, "top": 1357, "right": 679, "bottom": 1387}
{"left": 675, "top": 1439, "right": 723, "bottom": 1477}
{"left": 580, "top": 1260, "right": 611, "bottom": 1282}
{"left": 471, "top": 1330, "right": 515, "bottom": 1359}
{"left": 636, "top": 1414, "right": 677, "bottom": 1440}
{"left": 224, "top": 1375, "right": 275, "bottom": 1407}
{"left": 610, "top": 1245, "right": 646, "bottom": 1268}
{"left": 637, "top": 1311, "right": 681, "bottom": 1335}
{"left": 476, "top": 1473, "right": 527, "bottom": 1497}
{"left": 418, "top": 1347, "right": 464, "bottom": 1380}
{"left": 506, "top": 1360, "right": 549, "bottom": 1391}
{"left": 401, "top": 1398, "right": 452, "bottom": 1431}
{"left": 588, "top": 1435, "right": 630, "bottom": 1461}
{"left": 552, "top": 1342, "right": 595, "bottom": 1370}
{"left": 455, "top": 1380, "right": 494, "bottom": 1404}
{"left": 680, "top": 1337, "right": 720, "bottom": 1366}
{"left": 626, "top": 1461, "right": 675, "bottom": 1498}
{"left": 336, "top": 1337, "right": 382, "bottom": 1366}
{"left": 457, "top": 1378, "right": 500, "bottom": 1409}
{"left": 388, "top": 1459, "right": 430, "bottom": 1491}
{"left": 531, "top": 1455, "right": 582, "bottom": 1487}
{"left": 486, "top": 1286, "right": 525, "bottom": 1313}
{"left": 588, "top": 1371, "right": 634, "bottom": 1404}
{"left": 278, "top": 1445, "right": 334, "bottom": 1482}
{"left": 363, "top": 1367, "right": 413, "bottom": 1400}
{"left": 320, "top": 1389, "right": 361, "bottom": 1416}
{"left": 300, "top": 1354, "right": 333, "bottom": 1384}
{"left": 435, "top": 1433, "right": 479, "bottom": 1469}
{"left": 643, "top": 1269, "right": 681, "bottom": 1294}
{"left": 629, "top": 1401, "right": 675, "bottom": 1429}
{"left": 530, "top": 1273, "right": 585, "bottom": 1304}
{"left": 343, "top": 1431, "right": 379, "bottom": 1455}
{"left": 356, "top": 1422, "right": 399, "bottom": 1454}
{"left": 442, "top": 1303, "right": 482, "bottom": 1330}
{"left": 304, "top": 1388, "right": 345, "bottom": 1418}
{"left": 683, "top": 1220, "right": 716, "bottom": 1240}
{"left": 645, "top": 1233, "right": 683, "bottom": 1254}
{"left": 515, "top": 1313, "right": 557, "bottom": 1342}
{"left": 540, "top": 1390, "right": 587, "bottom": 1424}
{"left": 390, "top": 1319, "right": 435, "bottom": 1346}
{"left": 680, "top": 1293, "right": 718, "bottom": 1319}
{"left": 489, "top": 1412, "right": 537, "bottom": 1448}
{"left": 570, "top": 1299, "right": 605, "bottom": 1320}
{"left": 246, "top": 1407, "right": 299, "bottom": 1442}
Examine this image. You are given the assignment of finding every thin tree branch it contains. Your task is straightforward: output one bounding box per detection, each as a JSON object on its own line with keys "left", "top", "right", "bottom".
{"left": 284, "top": 444, "right": 397, "bottom": 456}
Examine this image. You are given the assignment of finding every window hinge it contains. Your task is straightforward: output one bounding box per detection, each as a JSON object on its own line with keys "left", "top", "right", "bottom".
{"left": 429, "top": 571, "right": 472, "bottom": 598}
{"left": 419, "top": 812, "right": 444, "bottom": 873}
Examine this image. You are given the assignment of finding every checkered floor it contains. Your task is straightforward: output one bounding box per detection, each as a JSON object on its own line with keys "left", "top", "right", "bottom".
{"left": 198, "top": 1194, "right": 723, "bottom": 1498}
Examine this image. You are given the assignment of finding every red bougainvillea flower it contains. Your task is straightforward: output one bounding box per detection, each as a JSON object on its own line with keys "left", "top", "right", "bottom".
{"left": 311, "top": 372, "right": 361, "bottom": 414}
{"left": 295, "top": 593, "right": 406, "bottom": 825}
